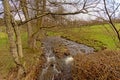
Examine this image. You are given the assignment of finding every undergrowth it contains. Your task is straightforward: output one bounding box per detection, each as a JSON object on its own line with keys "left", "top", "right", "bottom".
{"left": 73, "top": 50, "right": 120, "bottom": 80}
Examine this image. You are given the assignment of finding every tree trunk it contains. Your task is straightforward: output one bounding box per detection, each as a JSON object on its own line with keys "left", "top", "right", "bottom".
{"left": 3, "top": 0, "right": 25, "bottom": 79}
{"left": 12, "top": 18, "right": 23, "bottom": 58}
{"left": 20, "top": 0, "right": 33, "bottom": 48}
{"left": 103, "top": 0, "right": 120, "bottom": 43}
{"left": 30, "top": 0, "right": 46, "bottom": 50}
{"left": 3, "top": 0, "right": 19, "bottom": 67}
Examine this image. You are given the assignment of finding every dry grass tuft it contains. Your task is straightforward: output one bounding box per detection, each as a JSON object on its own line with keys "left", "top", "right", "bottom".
{"left": 72, "top": 50, "right": 120, "bottom": 80}
{"left": 53, "top": 44, "right": 70, "bottom": 59}
{"left": 24, "top": 53, "right": 46, "bottom": 80}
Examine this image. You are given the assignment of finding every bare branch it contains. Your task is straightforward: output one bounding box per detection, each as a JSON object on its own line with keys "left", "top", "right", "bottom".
{"left": 11, "top": 0, "right": 23, "bottom": 23}
{"left": 110, "top": 3, "right": 120, "bottom": 17}
{"left": 103, "top": 0, "right": 120, "bottom": 42}
{"left": 18, "top": 9, "right": 89, "bottom": 26}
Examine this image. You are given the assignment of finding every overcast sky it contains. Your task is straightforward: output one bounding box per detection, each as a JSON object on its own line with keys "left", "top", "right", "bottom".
{"left": 0, "top": 0, "right": 120, "bottom": 21}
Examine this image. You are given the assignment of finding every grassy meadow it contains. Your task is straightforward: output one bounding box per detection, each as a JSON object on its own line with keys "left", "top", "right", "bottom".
{"left": 47, "top": 24, "right": 120, "bottom": 51}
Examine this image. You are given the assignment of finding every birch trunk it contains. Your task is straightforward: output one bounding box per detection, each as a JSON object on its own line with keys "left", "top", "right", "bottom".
{"left": 3, "top": 0, "right": 25, "bottom": 79}
{"left": 3, "top": 0, "right": 19, "bottom": 66}
{"left": 12, "top": 18, "right": 23, "bottom": 58}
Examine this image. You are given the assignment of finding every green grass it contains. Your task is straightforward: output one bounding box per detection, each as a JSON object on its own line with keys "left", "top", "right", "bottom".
{"left": 47, "top": 24, "right": 120, "bottom": 50}
{"left": 21, "top": 32, "right": 28, "bottom": 48}
{"left": 0, "top": 31, "right": 40, "bottom": 78}
{"left": 0, "top": 32, "right": 14, "bottom": 78}
{"left": 0, "top": 32, "right": 8, "bottom": 48}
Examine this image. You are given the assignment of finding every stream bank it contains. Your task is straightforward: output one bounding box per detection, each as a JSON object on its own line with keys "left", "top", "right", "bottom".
{"left": 37, "top": 36, "right": 94, "bottom": 80}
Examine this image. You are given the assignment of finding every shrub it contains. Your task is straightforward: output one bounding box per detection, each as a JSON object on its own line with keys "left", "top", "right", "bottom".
{"left": 72, "top": 50, "right": 120, "bottom": 80}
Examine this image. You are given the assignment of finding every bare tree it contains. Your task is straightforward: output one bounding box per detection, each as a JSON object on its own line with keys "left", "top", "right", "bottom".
{"left": 28, "top": 0, "right": 47, "bottom": 50}
{"left": 20, "top": 0, "right": 33, "bottom": 47}
{"left": 19, "top": 0, "right": 99, "bottom": 50}
{"left": 103, "top": 0, "right": 120, "bottom": 43}
{"left": 3, "top": 0, "right": 25, "bottom": 79}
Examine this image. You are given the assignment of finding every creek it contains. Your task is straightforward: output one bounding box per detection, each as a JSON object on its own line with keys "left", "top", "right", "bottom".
{"left": 37, "top": 37, "right": 94, "bottom": 80}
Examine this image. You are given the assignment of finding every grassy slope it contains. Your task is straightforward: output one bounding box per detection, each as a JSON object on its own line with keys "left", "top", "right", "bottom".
{"left": 0, "top": 30, "right": 41, "bottom": 78}
{"left": 0, "top": 32, "right": 13, "bottom": 78}
{"left": 47, "top": 24, "right": 120, "bottom": 50}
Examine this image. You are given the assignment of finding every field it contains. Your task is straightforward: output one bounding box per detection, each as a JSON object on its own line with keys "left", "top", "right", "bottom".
{"left": 0, "top": 24, "right": 120, "bottom": 79}
{"left": 47, "top": 24, "right": 120, "bottom": 51}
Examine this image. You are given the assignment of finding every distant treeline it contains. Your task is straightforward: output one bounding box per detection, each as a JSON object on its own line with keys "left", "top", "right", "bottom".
{"left": 67, "top": 19, "right": 120, "bottom": 27}
{"left": 0, "top": 18, "right": 120, "bottom": 27}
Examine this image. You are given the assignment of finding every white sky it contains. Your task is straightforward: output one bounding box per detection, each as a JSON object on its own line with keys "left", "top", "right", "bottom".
{"left": 0, "top": 0, "right": 120, "bottom": 21}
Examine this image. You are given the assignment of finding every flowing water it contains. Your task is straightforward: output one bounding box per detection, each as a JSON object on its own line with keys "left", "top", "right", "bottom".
{"left": 38, "top": 37, "right": 94, "bottom": 80}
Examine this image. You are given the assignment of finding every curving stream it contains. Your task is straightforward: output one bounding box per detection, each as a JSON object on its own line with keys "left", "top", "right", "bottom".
{"left": 37, "top": 37, "right": 94, "bottom": 80}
